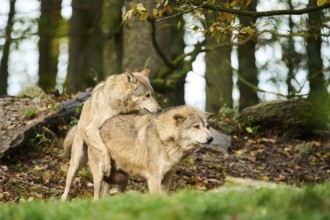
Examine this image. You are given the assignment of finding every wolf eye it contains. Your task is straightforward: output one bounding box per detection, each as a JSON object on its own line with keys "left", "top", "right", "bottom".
{"left": 194, "top": 125, "right": 200, "bottom": 129}
{"left": 145, "top": 94, "right": 151, "bottom": 98}
{"left": 206, "top": 125, "right": 210, "bottom": 129}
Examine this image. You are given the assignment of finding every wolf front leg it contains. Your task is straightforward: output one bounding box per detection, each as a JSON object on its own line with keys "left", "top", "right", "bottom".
{"left": 147, "top": 176, "right": 162, "bottom": 194}
{"left": 161, "top": 170, "right": 175, "bottom": 195}
{"left": 83, "top": 120, "right": 111, "bottom": 177}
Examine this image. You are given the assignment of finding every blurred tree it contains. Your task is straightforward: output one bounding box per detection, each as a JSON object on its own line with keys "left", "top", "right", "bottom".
{"left": 205, "top": 12, "right": 233, "bottom": 112}
{"left": 66, "top": 0, "right": 103, "bottom": 93}
{"left": 306, "top": 0, "right": 326, "bottom": 128}
{"left": 38, "top": 0, "right": 62, "bottom": 93}
{"left": 284, "top": 0, "right": 296, "bottom": 97}
{"left": 123, "top": 0, "right": 185, "bottom": 107}
{"left": 0, "top": 0, "right": 16, "bottom": 95}
{"left": 101, "top": 0, "right": 123, "bottom": 76}
{"left": 237, "top": 0, "right": 258, "bottom": 110}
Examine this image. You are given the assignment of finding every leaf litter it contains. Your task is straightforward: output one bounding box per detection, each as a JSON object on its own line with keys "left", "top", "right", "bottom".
{"left": 0, "top": 95, "right": 330, "bottom": 203}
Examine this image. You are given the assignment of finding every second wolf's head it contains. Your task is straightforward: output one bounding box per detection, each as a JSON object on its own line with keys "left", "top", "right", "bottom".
{"left": 112, "top": 69, "right": 161, "bottom": 114}
{"left": 171, "top": 106, "right": 214, "bottom": 152}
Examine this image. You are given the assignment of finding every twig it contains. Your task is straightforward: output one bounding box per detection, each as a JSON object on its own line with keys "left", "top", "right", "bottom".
{"left": 189, "top": 1, "right": 330, "bottom": 17}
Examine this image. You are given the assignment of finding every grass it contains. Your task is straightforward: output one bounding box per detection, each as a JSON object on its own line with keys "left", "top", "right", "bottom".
{"left": 23, "top": 106, "right": 39, "bottom": 119}
{"left": 0, "top": 182, "right": 329, "bottom": 220}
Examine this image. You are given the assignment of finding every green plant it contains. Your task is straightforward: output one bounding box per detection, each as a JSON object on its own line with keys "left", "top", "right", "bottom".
{"left": 214, "top": 105, "right": 241, "bottom": 134}
{"left": 23, "top": 106, "right": 39, "bottom": 119}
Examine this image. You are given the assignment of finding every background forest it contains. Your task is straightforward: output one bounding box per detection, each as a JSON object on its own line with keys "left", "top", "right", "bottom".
{"left": 0, "top": 0, "right": 330, "bottom": 122}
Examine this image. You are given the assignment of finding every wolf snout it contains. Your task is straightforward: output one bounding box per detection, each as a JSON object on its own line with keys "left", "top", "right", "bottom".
{"left": 206, "top": 137, "right": 213, "bottom": 144}
{"left": 157, "top": 107, "right": 162, "bottom": 113}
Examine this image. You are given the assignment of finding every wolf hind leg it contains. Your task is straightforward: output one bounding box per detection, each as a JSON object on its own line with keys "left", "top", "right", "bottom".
{"left": 88, "top": 148, "right": 109, "bottom": 200}
{"left": 83, "top": 122, "right": 111, "bottom": 177}
{"left": 61, "top": 132, "right": 86, "bottom": 201}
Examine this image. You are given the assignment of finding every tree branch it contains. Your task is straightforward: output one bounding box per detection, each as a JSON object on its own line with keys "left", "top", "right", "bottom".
{"left": 148, "top": 17, "right": 177, "bottom": 69}
{"left": 189, "top": 0, "right": 330, "bottom": 17}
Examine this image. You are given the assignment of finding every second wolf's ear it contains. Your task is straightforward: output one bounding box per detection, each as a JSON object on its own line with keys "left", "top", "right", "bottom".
{"left": 205, "top": 112, "right": 215, "bottom": 120}
{"left": 173, "top": 113, "right": 186, "bottom": 125}
{"left": 140, "top": 69, "right": 150, "bottom": 78}
{"left": 126, "top": 71, "right": 137, "bottom": 83}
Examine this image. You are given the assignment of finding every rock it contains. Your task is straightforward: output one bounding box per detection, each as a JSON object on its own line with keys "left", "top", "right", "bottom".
{"left": 207, "top": 127, "right": 231, "bottom": 153}
{"left": 240, "top": 99, "right": 317, "bottom": 136}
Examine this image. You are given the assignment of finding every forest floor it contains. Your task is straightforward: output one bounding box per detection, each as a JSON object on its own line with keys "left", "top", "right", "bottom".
{"left": 0, "top": 94, "right": 330, "bottom": 203}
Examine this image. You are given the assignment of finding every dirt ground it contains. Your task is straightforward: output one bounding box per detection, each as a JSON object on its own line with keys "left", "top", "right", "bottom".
{"left": 0, "top": 95, "right": 330, "bottom": 203}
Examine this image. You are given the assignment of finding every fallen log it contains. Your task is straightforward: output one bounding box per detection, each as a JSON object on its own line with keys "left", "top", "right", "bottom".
{"left": 239, "top": 99, "right": 319, "bottom": 136}
{"left": 0, "top": 89, "right": 92, "bottom": 159}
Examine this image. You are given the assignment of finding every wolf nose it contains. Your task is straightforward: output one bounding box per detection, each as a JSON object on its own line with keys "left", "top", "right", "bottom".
{"left": 206, "top": 137, "right": 213, "bottom": 144}
{"left": 157, "top": 107, "right": 162, "bottom": 113}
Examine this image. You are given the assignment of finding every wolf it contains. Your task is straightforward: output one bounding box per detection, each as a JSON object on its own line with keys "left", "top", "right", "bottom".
{"left": 87, "top": 105, "right": 214, "bottom": 199}
{"left": 61, "top": 69, "right": 161, "bottom": 200}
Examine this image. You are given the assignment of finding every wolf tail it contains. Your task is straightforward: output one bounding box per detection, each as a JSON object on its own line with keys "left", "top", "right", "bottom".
{"left": 63, "top": 126, "right": 77, "bottom": 158}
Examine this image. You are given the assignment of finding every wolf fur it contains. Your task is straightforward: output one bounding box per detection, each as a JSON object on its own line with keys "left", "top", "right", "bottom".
{"left": 87, "top": 105, "right": 214, "bottom": 199}
{"left": 61, "top": 70, "right": 161, "bottom": 200}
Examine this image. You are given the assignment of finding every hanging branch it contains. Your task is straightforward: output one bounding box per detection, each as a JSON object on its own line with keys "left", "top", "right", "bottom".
{"left": 189, "top": 0, "right": 330, "bottom": 17}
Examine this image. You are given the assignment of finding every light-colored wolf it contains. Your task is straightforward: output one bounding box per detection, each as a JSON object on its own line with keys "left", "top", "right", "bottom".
{"left": 87, "top": 105, "right": 214, "bottom": 199}
{"left": 61, "top": 69, "right": 161, "bottom": 200}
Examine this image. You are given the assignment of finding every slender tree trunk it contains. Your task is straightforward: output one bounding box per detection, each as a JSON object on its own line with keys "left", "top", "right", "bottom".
{"left": 286, "top": 0, "right": 295, "bottom": 97}
{"left": 66, "top": 0, "right": 103, "bottom": 93}
{"left": 102, "top": 0, "right": 123, "bottom": 76}
{"left": 38, "top": 0, "right": 62, "bottom": 93}
{"left": 0, "top": 0, "right": 16, "bottom": 95}
{"left": 306, "top": 0, "right": 326, "bottom": 128}
{"left": 237, "top": 0, "right": 258, "bottom": 110}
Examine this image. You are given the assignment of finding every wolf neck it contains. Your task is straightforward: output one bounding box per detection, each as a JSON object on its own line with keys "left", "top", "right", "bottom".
{"left": 104, "top": 75, "right": 131, "bottom": 114}
{"left": 154, "top": 115, "right": 185, "bottom": 165}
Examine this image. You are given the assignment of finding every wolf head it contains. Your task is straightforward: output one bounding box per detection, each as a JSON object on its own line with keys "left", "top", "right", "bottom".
{"left": 124, "top": 69, "right": 161, "bottom": 114}
{"left": 172, "top": 106, "right": 214, "bottom": 151}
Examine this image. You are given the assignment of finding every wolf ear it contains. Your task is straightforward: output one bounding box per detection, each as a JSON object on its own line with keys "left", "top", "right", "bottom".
{"left": 140, "top": 69, "right": 150, "bottom": 78}
{"left": 173, "top": 113, "right": 186, "bottom": 125}
{"left": 205, "top": 112, "right": 215, "bottom": 119}
{"left": 125, "top": 71, "right": 137, "bottom": 83}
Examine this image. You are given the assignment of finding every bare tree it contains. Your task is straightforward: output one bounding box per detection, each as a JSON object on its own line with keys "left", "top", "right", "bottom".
{"left": 66, "top": 0, "right": 103, "bottom": 93}
{"left": 237, "top": 0, "right": 258, "bottom": 110}
{"left": 101, "top": 0, "right": 123, "bottom": 76}
{"left": 38, "top": 0, "right": 62, "bottom": 93}
{"left": 0, "top": 0, "right": 16, "bottom": 95}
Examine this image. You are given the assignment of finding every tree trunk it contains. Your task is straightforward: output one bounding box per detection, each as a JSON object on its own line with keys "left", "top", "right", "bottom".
{"left": 66, "top": 0, "right": 104, "bottom": 93}
{"left": 237, "top": 0, "right": 258, "bottom": 110}
{"left": 102, "top": 0, "right": 123, "bottom": 76}
{"left": 306, "top": 0, "right": 326, "bottom": 128}
{"left": 123, "top": 0, "right": 185, "bottom": 107}
{"left": 38, "top": 0, "right": 62, "bottom": 93}
{"left": 0, "top": 0, "right": 16, "bottom": 95}
{"left": 205, "top": 12, "right": 233, "bottom": 112}
{"left": 285, "top": 0, "right": 295, "bottom": 97}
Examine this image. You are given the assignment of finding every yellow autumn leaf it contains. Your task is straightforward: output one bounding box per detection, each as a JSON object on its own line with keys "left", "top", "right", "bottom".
{"left": 259, "top": 175, "right": 269, "bottom": 181}
{"left": 139, "top": 12, "right": 148, "bottom": 21}
{"left": 177, "top": 20, "right": 181, "bottom": 30}
{"left": 234, "top": 149, "right": 245, "bottom": 155}
{"left": 317, "top": 0, "right": 330, "bottom": 6}
{"left": 136, "top": 3, "right": 147, "bottom": 14}
{"left": 122, "top": 8, "right": 135, "bottom": 23}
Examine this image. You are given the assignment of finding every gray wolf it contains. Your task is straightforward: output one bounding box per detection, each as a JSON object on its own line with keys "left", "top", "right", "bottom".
{"left": 61, "top": 69, "right": 161, "bottom": 200}
{"left": 88, "top": 105, "right": 214, "bottom": 199}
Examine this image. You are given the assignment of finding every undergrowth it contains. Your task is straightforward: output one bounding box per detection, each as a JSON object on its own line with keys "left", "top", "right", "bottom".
{"left": 0, "top": 182, "right": 329, "bottom": 220}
